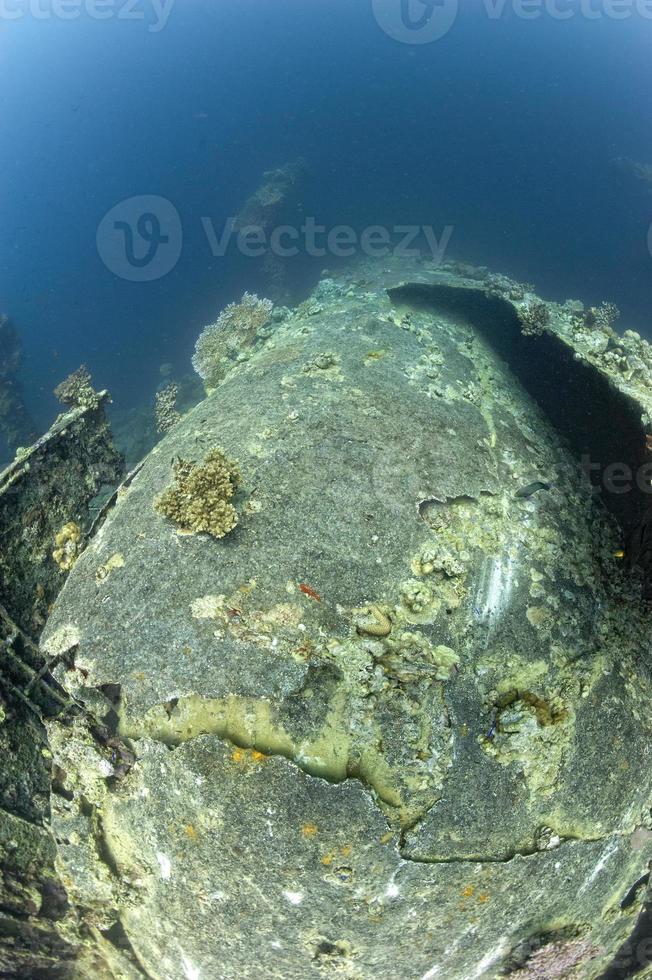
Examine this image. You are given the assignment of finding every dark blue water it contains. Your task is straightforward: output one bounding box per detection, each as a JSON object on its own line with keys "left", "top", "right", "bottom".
{"left": 1, "top": 0, "right": 651, "bottom": 431}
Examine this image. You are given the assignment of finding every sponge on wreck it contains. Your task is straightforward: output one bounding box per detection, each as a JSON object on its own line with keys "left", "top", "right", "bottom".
{"left": 154, "top": 447, "right": 241, "bottom": 539}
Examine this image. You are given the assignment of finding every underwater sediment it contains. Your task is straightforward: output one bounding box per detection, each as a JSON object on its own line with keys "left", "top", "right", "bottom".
{"left": 3, "top": 258, "right": 652, "bottom": 978}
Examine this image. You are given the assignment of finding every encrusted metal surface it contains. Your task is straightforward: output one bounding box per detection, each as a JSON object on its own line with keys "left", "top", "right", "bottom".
{"left": 40, "top": 260, "right": 652, "bottom": 979}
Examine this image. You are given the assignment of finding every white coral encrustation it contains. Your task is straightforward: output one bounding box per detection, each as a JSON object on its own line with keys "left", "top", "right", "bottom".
{"left": 192, "top": 292, "right": 273, "bottom": 387}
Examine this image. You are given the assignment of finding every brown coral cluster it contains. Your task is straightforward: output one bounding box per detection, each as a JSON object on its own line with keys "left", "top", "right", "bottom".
{"left": 54, "top": 365, "right": 101, "bottom": 410}
{"left": 518, "top": 302, "right": 550, "bottom": 337}
{"left": 154, "top": 447, "right": 241, "bottom": 539}
{"left": 154, "top": 382, "right": 181, "bottom": 434}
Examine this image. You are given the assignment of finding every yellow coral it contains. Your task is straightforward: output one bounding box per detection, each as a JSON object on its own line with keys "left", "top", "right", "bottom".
{"left": 352, "top": 604, "right": 392, "bottom": 637}
{"left": 154, "top": 448, "right": 241, "bottom": 539}
{"left": 53, "top": 521, "right": 82, "bottom": 571}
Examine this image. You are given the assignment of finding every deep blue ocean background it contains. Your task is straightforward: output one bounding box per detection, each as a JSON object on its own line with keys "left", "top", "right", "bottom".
{"left": 1, "top": 0, "right": 652, "bottom": 437}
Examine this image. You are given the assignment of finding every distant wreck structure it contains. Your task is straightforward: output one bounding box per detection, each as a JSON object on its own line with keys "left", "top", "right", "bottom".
{"left": 234, "top": 158, "right": 308, "bottom": 302}
{"left": 0, "top": 314, "right": 37, "bottom": 459}
{"left": 613, "top": 155, "right": 652, "bottom": 193}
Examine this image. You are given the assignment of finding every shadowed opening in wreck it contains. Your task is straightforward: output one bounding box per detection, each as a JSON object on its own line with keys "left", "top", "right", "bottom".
{"left": 387, "top": 283, "right": 650, "bottom": 544}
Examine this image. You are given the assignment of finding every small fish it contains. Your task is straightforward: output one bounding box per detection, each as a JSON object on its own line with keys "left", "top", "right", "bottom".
{"left": 515, "top": 481, "right": 552, "bottom": 499}
{"left": 299, "top": 583, "right": 321, "bottom": 602}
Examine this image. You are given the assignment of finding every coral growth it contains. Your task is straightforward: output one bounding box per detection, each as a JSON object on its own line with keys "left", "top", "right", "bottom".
{"left": 400, "top": 580, "right": 435, "bottom": 614}
{"left": 353, "top": 604, "right": 392, "bottom": 638}
{"left": 565, "top": 299, "right": 652, "bottom": 384}
{"left": 584, "top": 301, "right": 620, "bottom": 331}
{"left": 508, "top": 935, "right": 598, "bottom": 979}
{"left": 54, "top": 365, "right": 101, "bottom": 410}
{"left": 412, "top": 541, "right": 465, "bottom": 578}
{"left": 155, "top": 382, "right": 181, "bottom": 434}
{"left": 303, "top": 352, "right": 339, "bottom": 373}
{"left": 192, "top": 293, "right": 274, "bottom": 388}
{"left": 154, "top": 447, "right": 241, "bottom": 539}
{"left": 376, "top": 631, "right": 458, "bottom": 683}
{"left": 518, "top": 302, "right": 550, "bottom": 337}
{"left": 52, "top": 522, "right": 82, "bottom": 572}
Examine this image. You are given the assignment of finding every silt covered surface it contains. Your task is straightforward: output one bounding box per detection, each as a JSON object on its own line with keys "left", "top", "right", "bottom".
{"left": 41, "top": 261, "right": 652, "bottom": 979}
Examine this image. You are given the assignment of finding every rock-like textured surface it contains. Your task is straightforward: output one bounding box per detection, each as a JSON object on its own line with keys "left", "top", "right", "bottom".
{"left": 0, "top": 392, "right": 124, "bottom": 977}
{"left": 0, "top": 693, "right": 75, "bottom": 979}
{"left": 0, "top": 392, "right": 124, "bottom": 636}
{"left": 41, "top": 259, "right": 652, "bottom": 978}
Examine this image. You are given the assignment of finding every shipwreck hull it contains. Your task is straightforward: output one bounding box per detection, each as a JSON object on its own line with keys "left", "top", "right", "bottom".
{"left": 38, "top": 261, "right": 652, "bottom": 979}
